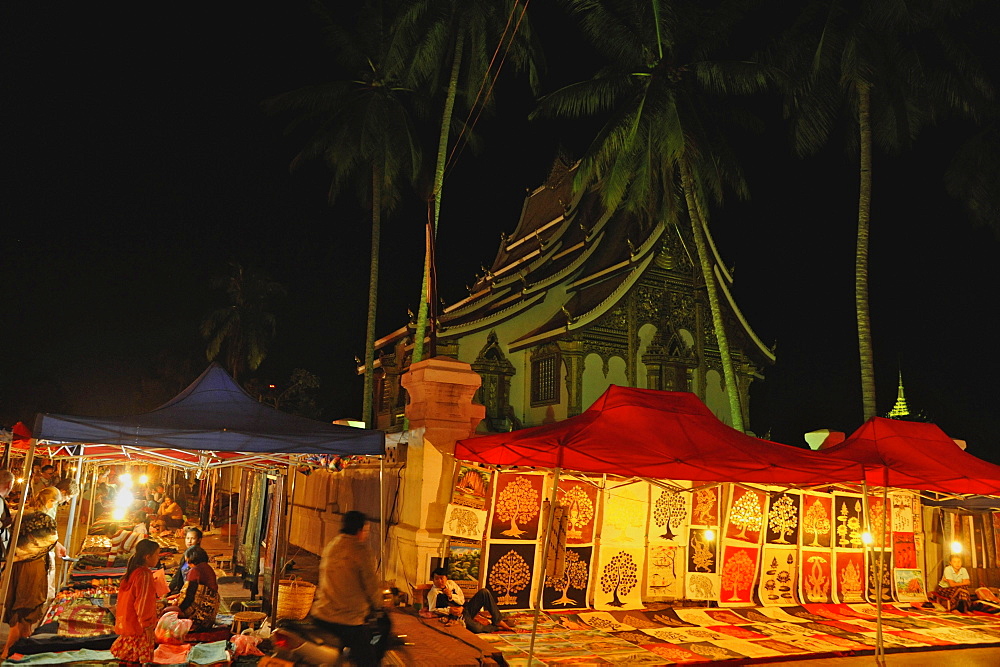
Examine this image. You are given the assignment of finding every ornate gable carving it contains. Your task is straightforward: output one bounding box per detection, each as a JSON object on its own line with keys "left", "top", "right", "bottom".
{"left": 471, "top": 331, "right": 519, "bottom": 432}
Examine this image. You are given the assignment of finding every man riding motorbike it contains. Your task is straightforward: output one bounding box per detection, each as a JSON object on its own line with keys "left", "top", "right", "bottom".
{"left": 307, "top": 510, "right": 385, "bottom": 664}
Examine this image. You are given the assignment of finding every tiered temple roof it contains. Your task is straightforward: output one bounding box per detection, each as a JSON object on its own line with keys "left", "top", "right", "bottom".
{"left": 376, "top": 158, "right": 774, "bottom": 365}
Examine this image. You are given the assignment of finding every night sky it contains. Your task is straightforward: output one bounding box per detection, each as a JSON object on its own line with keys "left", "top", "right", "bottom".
{"left": 3, "top": 3, "right": 999, "bottom": 462}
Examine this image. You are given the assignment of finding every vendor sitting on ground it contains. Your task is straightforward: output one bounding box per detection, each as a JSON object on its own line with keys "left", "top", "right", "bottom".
{"left": 933, "top": 554, "right": 973, "bottom": 612}
{"left": 168, "top": 527, "right": 203, "bottom": 594}
{"left": 162, "top": 545, "right": 220, "bottom": 632}
{"left": 420, "top": 567, "right": 512, "bottom": 633}
{"left": 157, "top": 494, "right": 184, "bottom": 531}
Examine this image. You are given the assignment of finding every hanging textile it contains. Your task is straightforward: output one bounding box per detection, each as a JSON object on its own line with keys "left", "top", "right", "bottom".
{"left": 832, "top": 493, "right": 865, "bottom": 604}
{"left": 764, "top": 491, "right": 801, "bottom": 547}
{"left": 544, "top": 503, "right": 567, "bottom": 579}
{"left": 865, "top": 494, "right": 894, "bottom": 604}
{"left": 484, "top": 543, "right": 536, "bottom": 610}
{"left": 556, "top": 479, "right": 598, "bottom": 545}
{"left": 541, "top": 545, "right": 592, "bottom": 610}
{"left": 594, "top": 545, "right": 645, "bottom": 610}
{"left": 489, "top": 472, "right": 543, "bottom": 541}
{"left": 237, "top": 472, "right": 268, "bottom": 594}
{"left": 442, "top": 504, "right": 487, "bottom": 541}
{"left": 798, "top": 489, "right": 835, "bottom": 605}
{"left": 690, "top": 485, "right": 720, "bottom": 527}
{"left": 718, "top": 542, "right": 760, "bottom": 606}
{"left": 757, "top": 546, "right": 800, "bottom": 606}
{"left": 684, "top": 528, "right": 718, "bottom": 601}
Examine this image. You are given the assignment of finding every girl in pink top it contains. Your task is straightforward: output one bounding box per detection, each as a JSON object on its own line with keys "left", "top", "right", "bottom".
{"left": 112, "top": 539, "right": 161, "bottom": 664}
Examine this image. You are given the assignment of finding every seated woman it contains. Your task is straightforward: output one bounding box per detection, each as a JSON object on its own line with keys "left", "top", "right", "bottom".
{"left": 933, "top": 554, "right": 972, "bottom": 612}
{"left": 158, "top": 495, "right": 185, "bottom": 531}
{"left": 88, "top": 491, "right": 105, "bottom": 519}
{"left": 130, "top": 509, "right": 150, "bottom": 536}
{"left": 162, "top": 545, "right": 219, "bottom": 632}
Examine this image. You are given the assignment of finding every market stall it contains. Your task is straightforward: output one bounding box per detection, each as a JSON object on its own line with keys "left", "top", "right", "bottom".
{"left": 1, "top": 363, "right": 385, "bottom": 661}
{"left": 449, "top": 389, "right": 1000, "bottom": 663}
{"left": 451, "top": 385, "right": 869, "bottom": 659}
{"left": 822, "top": 418, "right": 1000, "bottom": 597}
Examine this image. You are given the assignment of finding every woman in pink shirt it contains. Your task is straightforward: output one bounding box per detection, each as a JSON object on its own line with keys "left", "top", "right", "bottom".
{"left": 112, "top": 539, "right": 161, "bottom": 664}
{"left": 162, "top": 545, "right": 220, "bottom": 631}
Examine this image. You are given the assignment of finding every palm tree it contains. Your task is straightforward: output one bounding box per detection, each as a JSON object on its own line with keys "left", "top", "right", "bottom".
{"left": 773, "top": 0, "right": 991, "bottom": 420}
{"left": 533, "top": 0, "right": 768, "bottom": 431}
{"left": 264, "top": 0, "right": 423, "bottom": 426}
{"left": 201, "top": 261, "right": 285, "bottom": 383}
{"left": 402, "top": 0, "right": 542, "bottom": 363}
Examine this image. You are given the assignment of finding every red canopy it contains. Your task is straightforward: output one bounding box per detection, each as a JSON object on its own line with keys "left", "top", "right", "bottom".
{"left": 822, "top": 417, "right": 1000, "bottom": 495}
{"left": 455, "top": 386, "right": 864, "bottom": 485}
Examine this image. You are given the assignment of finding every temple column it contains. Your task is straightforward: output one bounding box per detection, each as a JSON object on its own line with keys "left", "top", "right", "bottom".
{"left": 558, "top": 339, "right": 585, "bottom": 417}
{"left": 388, "top": 357, "right": 485, "bottom": 597}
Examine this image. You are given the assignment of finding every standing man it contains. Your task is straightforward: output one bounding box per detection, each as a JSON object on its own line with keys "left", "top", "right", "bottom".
{"left": 310, "top": 511, "right": 382, "bottom": 664}
{"left": 421, "top": 567, "right": 511, "bottom": 633}
{"left": 0, "top": 470, "right": 14, "bottom": 559}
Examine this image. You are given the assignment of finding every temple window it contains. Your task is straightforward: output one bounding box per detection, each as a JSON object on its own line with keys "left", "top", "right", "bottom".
{"left": 530, "top": 344, "right": 561, "bottom": 406}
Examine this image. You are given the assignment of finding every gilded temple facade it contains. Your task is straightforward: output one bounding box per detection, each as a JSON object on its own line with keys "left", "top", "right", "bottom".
{"left": 372, "top": 158, "right": 774, "bottom": 433}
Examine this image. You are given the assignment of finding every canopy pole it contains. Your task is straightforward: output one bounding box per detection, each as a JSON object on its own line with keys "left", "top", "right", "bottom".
{"left": 72, "top": 463, "right": 93, "bottom": 554}
{"left": 861, "top": 476, "right": 884, "bottom": 665}
{"left": 280, "top": 464, "right": 298, "bottom": 581}
{"left": 0, "top": 439, "right": 37, "bottom": 619}
{"left": 85, "top": 464, "right": 97, "bottom": 540}
{"left": 58, "top": 451, "right": 86, "bottom": 588}
{"left": 528, "top": 467, "right": 561, "bottom": 664}
{"left": 0, "top": 430, "right": 9, "bottom": 469}
{"left": 379, "top": 456, "right": 385, "bottom": 578}
{"left": 226, "top": 468, "right": 233, "bottom": 545}
{"left": 875, "top": 469, "right": 889, "bottom": 666}
{"left": 207, "top": 467, "right": 217, "bottom": 532}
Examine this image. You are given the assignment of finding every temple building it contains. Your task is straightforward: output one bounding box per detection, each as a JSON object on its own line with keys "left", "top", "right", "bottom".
{"left": 372, "top": 158, "right": 775, "bottom": 432}
{"left": 886, "top": 371, "right": 929, "bottom": 422}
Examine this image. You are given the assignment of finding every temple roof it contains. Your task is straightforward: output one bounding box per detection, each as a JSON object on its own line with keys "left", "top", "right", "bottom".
{"left": 886, "top": 371, "right": 929, "bottom": 422}
{"left": 376, "top": 159, "right": 775, "bottom": 363}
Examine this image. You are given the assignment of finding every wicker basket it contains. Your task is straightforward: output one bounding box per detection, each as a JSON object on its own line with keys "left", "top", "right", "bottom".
{"left": 276, "top": 577, "right": 317, "bottom": 620}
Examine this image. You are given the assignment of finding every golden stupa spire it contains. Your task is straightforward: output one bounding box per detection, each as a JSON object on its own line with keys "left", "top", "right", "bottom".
{"left": 887, "top": 371, "right": 910, "bottom": 418}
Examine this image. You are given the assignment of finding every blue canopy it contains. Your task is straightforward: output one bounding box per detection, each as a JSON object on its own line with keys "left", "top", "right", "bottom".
{"left": 33, "top": 363, "right": 384, "bottom": 457}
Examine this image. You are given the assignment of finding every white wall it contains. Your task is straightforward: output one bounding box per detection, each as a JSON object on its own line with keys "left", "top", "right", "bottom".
{"left": 582, "top": 353, "right": 628, "bottom": 410}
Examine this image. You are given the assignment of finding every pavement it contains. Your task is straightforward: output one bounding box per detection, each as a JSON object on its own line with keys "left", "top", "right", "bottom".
{"left": 761, "top": 647, "right": 1000, "bottom": 665}
{"left": 3, "top": 521, "right": 998, "bottom": 665}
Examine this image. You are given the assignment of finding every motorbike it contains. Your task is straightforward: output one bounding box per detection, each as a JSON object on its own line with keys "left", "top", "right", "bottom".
{"left": 262, "top": 609, "right": 407, "bottom": 666}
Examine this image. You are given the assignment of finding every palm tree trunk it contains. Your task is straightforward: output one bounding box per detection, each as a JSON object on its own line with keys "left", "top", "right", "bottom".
{"left": 363, "top": 162, "right": 383, "bottom": 428}
{"left": 856, "top": 83, "right": 876, "bottom": 420}
{"left": 413, "top": 27, "right": 465, "bottom": 363}
{"left": 681, "top": 160, "right": 746, "bottom": 432}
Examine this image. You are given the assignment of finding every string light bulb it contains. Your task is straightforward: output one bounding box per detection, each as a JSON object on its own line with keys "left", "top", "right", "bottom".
{"left": 703, "top": 529, "right": 716, "bottom": 541}
{"left": 861, "top": 531, "right": 874, "bottom": 545}
{"left": 951, "top": 542, "right": 963, "bottom": 555}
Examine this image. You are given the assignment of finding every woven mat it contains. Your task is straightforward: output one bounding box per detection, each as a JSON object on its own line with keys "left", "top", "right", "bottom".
{"left": 486, "top": 603, "right": 1000, "bottom": 665}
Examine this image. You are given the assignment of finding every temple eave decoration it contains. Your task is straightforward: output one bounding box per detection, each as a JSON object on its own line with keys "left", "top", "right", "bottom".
{"left": 372, "top": 157, "right": 774, "bottom": 432}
